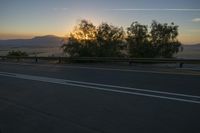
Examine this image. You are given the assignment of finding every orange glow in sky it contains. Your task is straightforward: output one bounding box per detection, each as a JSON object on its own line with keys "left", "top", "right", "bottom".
{"left": 0, "top": 0, "right": 200, "bottom": 44}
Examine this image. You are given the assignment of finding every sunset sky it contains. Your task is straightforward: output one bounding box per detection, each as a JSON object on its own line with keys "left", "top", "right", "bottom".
{"left": 0, "top": 0, "right": 200, "bottom": 44}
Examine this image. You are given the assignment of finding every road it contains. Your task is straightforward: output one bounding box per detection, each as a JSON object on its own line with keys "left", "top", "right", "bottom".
{"left": 0, "top": 62, "right": 200, "bottom": 133}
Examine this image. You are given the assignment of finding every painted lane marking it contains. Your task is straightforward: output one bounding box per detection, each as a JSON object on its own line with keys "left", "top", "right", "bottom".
{"left": 0, "top": 71, "right": 200, "bottom": 104}
{"left": 0, "top": 71, "right": 199, "bottom": 99}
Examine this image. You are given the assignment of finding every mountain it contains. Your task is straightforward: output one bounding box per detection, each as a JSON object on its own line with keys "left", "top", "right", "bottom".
{"left": 177, "top": 44, "right": 200, "bottom": 59}
{"left": 1, "top": 36, "right": 199, "bottom": 58}
{"left": 182, "top": 43, "right": 200, "bottom": 50}
{"left": 0, "top": 35, "right": 64, "bottom": 48}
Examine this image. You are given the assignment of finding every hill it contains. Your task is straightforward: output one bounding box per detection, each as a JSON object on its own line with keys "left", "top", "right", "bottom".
{"left": 177, "top": 44, "right": 200, "bottom": 59}
{"left": 0, "top": 35, "right": 63, "bottom": 48}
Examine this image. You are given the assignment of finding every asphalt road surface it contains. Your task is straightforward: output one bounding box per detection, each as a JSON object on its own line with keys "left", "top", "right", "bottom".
{"left": 0, "top": 62, "right": 200, "bottom": 133}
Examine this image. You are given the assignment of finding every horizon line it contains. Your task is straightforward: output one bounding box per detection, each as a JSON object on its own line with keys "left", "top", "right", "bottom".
{"left": 105, "top": 8, "right": 200, "bottom": 11}
{"left": 0, "top": 35, "right": 199, "bottom": 45}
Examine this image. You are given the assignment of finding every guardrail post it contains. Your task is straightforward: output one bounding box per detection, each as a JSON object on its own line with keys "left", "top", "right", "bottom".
{"left": 17, "top": 57, "right": 20, "bottom": 62}
{"left": 1, "top": 57, "right": 5, "bottom": 61}
{"left": 58, "top": 57, "right": 61, "bottom": 64}
{"left": 129, "top": 61, "right": 133, "bottom": 66}
{"left": 35, "top": 57, "right": 38, "bottom": 63}
{"left": 179, "top": 62, "right": 183, "bottom": 68}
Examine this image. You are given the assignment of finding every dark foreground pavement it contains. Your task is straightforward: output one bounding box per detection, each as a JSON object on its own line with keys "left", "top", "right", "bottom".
{"left": 0, "top": 62, "right": 200, "bottom": 133}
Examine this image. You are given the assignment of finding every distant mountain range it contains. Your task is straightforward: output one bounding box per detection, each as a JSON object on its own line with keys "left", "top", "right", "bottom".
{"left": 177, "top": 44, "right": 200, "bottom": 59}
{"left": 182, "top": 43, "right": 200, "bottom": 50}
{"left": 1, "top": 35, "right": 199, "bottom": 49}
{"left": 0, "top": 35, "right": 199, "bottom": 58}
{"left": 0, "top": 35, "right": 64, "bottom": 48}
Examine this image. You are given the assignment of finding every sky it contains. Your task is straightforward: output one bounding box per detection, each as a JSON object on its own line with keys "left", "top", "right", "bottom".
{"left": 0, "top": 0, "right": 200, "bottom": 44}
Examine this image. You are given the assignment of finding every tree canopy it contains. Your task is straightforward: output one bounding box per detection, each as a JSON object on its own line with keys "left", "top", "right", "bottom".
{"left": 7, "top": 50, "right": 28, "bottom": 57}
{"left": 62, "top": 19, "right": 182, "bottom": 58}
{"left": 126, "top": 21, "right": 153, "bottom": 57}
{"left": 62, "top": 20, "right": 125, "bottom": 57}
{"left": 62, "top": 20, "right": 97, "bottom": 57}
{"left": 96, "top": 23, "right": 125, "bottom": 57}
{"left": 150, "top": 21, "right": 181, "bottom": 58}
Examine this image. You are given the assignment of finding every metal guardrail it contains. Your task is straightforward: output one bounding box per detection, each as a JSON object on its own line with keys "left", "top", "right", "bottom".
{"left": 0, "top": 56, "right": 200, "bottom": 68}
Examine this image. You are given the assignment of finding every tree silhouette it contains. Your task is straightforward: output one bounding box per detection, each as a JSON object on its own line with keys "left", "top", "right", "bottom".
{"left": 62, "top": 20, "right": 97, "bottom": 57}
{"left": 96, "top": 23, "right": 125, "bottom": 57}
{"left": 126, "top": 21, "right": 181, "bottom": 58}
{"left": 126, "top": 21, "right": 154, "bottom": 57}
{"left": 7, "top": 50, "right": 28, "bottom": 57}
{"left": 150, "top": 21, "right": 181, "bottom": 58}
{"left": 62, "top": 19, "right": 182, "bottom": 58}
{"left": 62, "top": 20, "right": 125, "bottom": 57}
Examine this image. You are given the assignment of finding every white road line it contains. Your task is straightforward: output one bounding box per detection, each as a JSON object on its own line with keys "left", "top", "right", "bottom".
{"left": 50, "top": 77, "right": 200, "bottom": 99}
{"left": 0, "top": 71, "right": 199, "bottom": 99}
{"left": 1, "top": 62, "right": 199, "bottom": 76}
{"left": 0, "top": 71, "right": 200, "bottom": 104}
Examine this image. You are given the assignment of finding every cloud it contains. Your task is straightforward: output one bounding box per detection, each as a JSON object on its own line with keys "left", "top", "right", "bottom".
{"left": 192, "top": 18, "right": 200, "bottom": 22}
{"left": 105, "top": 8, "right": 200, "bottom": 12}
{"left": 187, "top": 29, "right": 200, "bottom": 33}
{"left": 53, "top": 7, "right": 69, "bottom": 11}
{"left": 62, "top": 8, "right": 68, "bottom": 11}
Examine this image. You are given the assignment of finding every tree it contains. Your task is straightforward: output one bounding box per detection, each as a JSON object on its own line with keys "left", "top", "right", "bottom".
{"left": 150, "top": 21, "right": 181, "bottom": 58}
{"left": 62, "top": 20, "right": 97, "bottom": 57}
{"left": 126, "top": 21, "right": 154, "bottom": 57}
{"left": 96, "top": 23, "right": 125, "bottom": 57}
{"left": 62, "top": 20, "right": 125, "bottom": 57}
{"left": 126, "top": 21, "right": 181, "bottom": 58}
{"left": 7, "top": 50, "right": 28, "bottom": 57}
{"left": 62, "top": 35, "right": 81, "bottom": 57}
{"left": 62, "top": 19, "right": 182, "bottom": 58}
